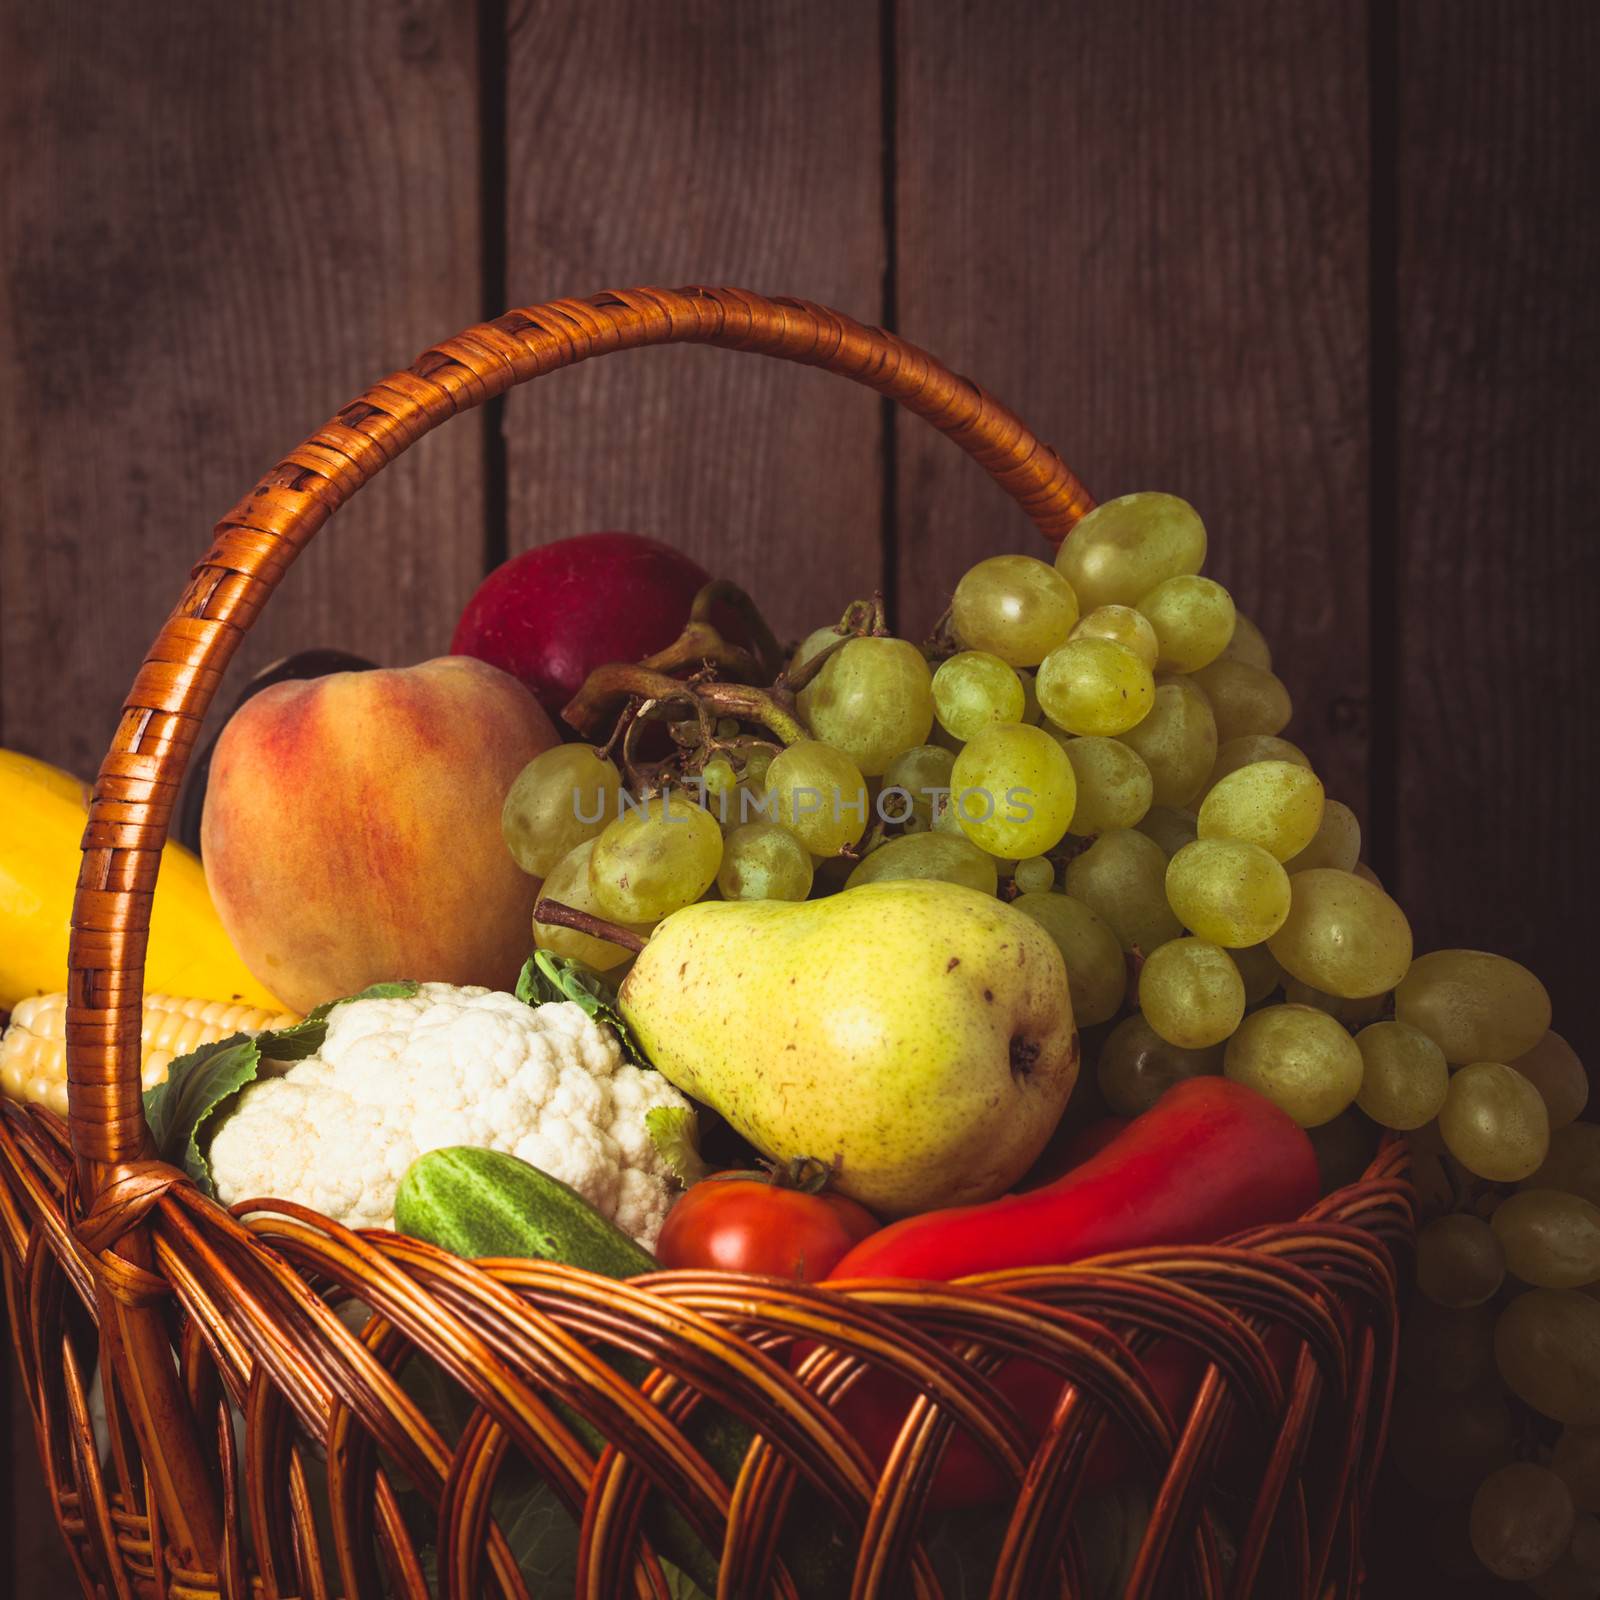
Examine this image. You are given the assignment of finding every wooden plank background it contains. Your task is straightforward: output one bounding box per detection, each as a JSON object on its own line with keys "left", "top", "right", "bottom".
{"left": 0, "top": 1, "right": 1594, "bottom": 1591}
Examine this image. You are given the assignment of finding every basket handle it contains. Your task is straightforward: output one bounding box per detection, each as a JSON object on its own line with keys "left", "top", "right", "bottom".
{"left": 66, "top": 285, "right": 1095, "bottom": 1179}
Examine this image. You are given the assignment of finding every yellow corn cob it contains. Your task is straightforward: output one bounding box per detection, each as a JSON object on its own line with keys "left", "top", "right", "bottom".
{"left": 0, "top": 993, "right": 299, "bottom": 1117}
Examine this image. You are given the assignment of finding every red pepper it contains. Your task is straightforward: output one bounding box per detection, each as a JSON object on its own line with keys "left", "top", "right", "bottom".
{"left": 822, "top": 1077, "right": 1319, "bottom": 1505}
{"left": 1043, "top": 1113, "right": 1132, "bottom": 1177}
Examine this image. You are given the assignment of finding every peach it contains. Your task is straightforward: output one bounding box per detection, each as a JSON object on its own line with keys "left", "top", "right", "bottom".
{"left": 201, "top": 656, "right": 558, "bottom": 1012}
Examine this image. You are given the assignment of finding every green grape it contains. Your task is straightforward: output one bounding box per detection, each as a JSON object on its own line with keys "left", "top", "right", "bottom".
{"left": 717, "top": 746, "right": 780, "bottom": 833}
{"left": 1135, "top": 574, "right": 1237, "bottom": 672}
{"left": 1232, "top": 940, "right": 1284, "bottom": 1005}
{"left": 791, "top": 625, "right": 843, "bottom": 675}
{"left": 930, "top": 789, "right": 965, "bottom": 836}
{"left": 1013, "top": 855, "right": 1055, "bottom": 893}
{"left": 1440, "top": 1060, "right": 1551, "bottom": 1181}
{"left": 1096, "top": 1012, "right": 1222, "bottom": 1116}
{"left": 1135, "top": 804, "right": 1199, "bottom": 859}
{"left": 1470, "top": 1463, "right": 1576, "bottom": 1581}
{"left": 1571, "top": 1518, "right": 1600, "bottom": 1575}
{"left": 1497, "top": 1290, "right": 1600, "bottom": 1425}
{"left": 1202, "top": 733, "right": 1312, "bottom": 798}
{"left": 1355, "top": 1020, "right": 1449, "bottom": 1130}
{"left": 1115, "top": 675, "right": 1218, "bottom": 807}
{"left": 1013, "top": 891, "right": 1126, "bottom": 1026}
{"left": 1352, "top": 861, "right": 1383, "bottom": 887}
{"left": 1399, "top": 1298, "right": 1500, "bottom": 1393}
{"left": 1512, "top": 1032, "right": 1590, "bottom": 1130}
{"left": 742, "top": 745, "right": 776, "bottom": 786}
{"left": 950, "top": 553, "right": 1080, "bottom": 666}
{"left": 1389, "top": 1379, "right": 1513, "bottom": 1499}
{"left": 1064, "top": 829, "right": 1185, "bottom": 953}
{"left": 1017, "top": 669, "right": 1042, "bottom": 724}
{"left": 589, "top": 792, "right": 724, "bottom": 922}
{"left": 534, "top": 839, "right": 652, "bottom": 971}
{"left": 1282, "top": 797, "right": 1362, "bottom": 874}
{"left": 1139, "top": 938, "right": 1246, "bottom": 1049}
{"left": 880, "top": 743, "right": 956, "bottom": 832}
{"left": 765, "top": 740, "right": 870, "bottom": 855}
{"left": 1189, "top": 658, "right": 1293, "bottom": 743}
{"left": 1524, "top": 1125, "right": 1600, "bottom": 1208}
{"left": 716, "top": 822, "right": 813, "bottom": 902}
{"left": 1223, "top": 1003, "right": 1364, "bottom": 1127}
{"left": 950, "top": 723, "right": 1076, "bottom": 859}
{"left": 845, "top": 832, "right": 999, "bottom": 896}
{"left": 1283, "top": 978, "right": 1388, "bottom": 1029}
{"left": 1220, "top": 612, "right": 1272, "bottom": 671}
{"left": 797, "top": 636, "right": 935, "bottom": 776}
{"left": 931, "top": 650, "right": 1026, "bottom": 742}
{"left": 1395, "top": 949, "right": 1555, "bottom": 1064}
{"left": 1416, "top": 1213, "right": 1506, "bottom": 1307}
{"left": 502, "top": 743, "right": 623, "bottom": 878}
{"left": 1069, "top": 603, "right": 1160, "bottom": 669}
{"left": 1307, "top": 1109, "right": 1379, "bottom": 1192}
{"left": 1035, "top": 637, "right": 1155, "bottom": 736}
{"left": 1493, "top": 1191, "right": 1600, "bottom": 1289}
{"left": 1197, "top": 760, "right": 1324, "bottom": 861}
{"left": 1569, "top": 1516, "right": 1600, "bottom": 1574}
{"left": 1165, "top": 837, "right": 1291, "bottom": 947}
{"left": 1054, "top": 491, "right": 1207, "bottom": 611}
{"left": 1554, "top": 1426, "right": 1600, "bottom": 1514}
{"left": 1267, "top": 868, "right": 1412, "bottom": 998}
{"left": 1058, "top": 735, "right": 1154, "bottom": 834}
{"left": 698, "top": 755, "right": 740, "bottom": 829}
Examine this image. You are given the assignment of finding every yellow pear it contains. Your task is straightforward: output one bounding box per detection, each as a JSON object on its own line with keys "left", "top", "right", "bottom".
{"left": 619, "top": 879, "right": 1077, "bottom": 1215}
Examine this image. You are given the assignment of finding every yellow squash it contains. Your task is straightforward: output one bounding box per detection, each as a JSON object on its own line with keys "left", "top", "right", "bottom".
{"left": 0, "top": 748, "right": 284, "bottom": 1011}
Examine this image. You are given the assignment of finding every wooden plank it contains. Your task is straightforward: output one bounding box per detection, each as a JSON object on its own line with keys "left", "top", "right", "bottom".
{"left": 0, "top": 2, "right": 484, "bottom": 1587}
{"left": 892, "top": 0, "right": 1372, "bottom": 816}
{"left": 0, "top": 0, "right": 485, "bottom": 786}
{"left": 1394, "top": 3, "right": 1600, "bottom": 1063}
{"left": 501, "top": 1, "right": 886, "bottom": 649}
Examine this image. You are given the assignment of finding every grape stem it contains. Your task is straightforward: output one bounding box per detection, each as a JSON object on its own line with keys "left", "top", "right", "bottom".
{"left": 839, "top": 593, "right": 890, "bottom": 638}
{"left": 637, "top": 579, "right": 785, "bottom": 684}
{"left": 563, "top": 664, "right": 807, "bottom": 745}
{"left": 693, "top": 579, "right": 785, "bottom": 678}
{"left": 533, "top": 899, "right": 649, "bottom": 954}
{"left": 922, "top": 606, "right": 958, "bottom": 663}
{"left": 778, "top": 591, "right": 893, "bottom": 695}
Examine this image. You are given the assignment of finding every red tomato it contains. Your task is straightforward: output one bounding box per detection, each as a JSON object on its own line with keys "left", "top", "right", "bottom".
{"left": 655, "top": 1178, "right": 879, "bottom": 1282}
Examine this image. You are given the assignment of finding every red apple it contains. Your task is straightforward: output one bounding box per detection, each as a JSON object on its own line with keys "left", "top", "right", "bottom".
{"left": 451, "top": 532, "right": 711, "bottom": 722}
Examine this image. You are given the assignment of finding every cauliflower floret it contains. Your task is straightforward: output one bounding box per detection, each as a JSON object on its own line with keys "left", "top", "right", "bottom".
{"left": 207, "top": 983, "right": 690, "bottom": 1249}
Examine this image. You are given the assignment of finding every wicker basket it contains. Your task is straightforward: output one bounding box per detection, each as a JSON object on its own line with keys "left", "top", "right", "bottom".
{"left": 0, "top": 286, "right": 1412, "bottom": 1599}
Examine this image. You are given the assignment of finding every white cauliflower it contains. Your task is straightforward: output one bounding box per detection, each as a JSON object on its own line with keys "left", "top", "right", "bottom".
{"left": 206, "top": 982, "right": 690, "bottom": 1248}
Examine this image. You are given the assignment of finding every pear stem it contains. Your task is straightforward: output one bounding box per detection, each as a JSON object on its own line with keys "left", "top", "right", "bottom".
{"left": 533, "top": 900, "right": 649, "bottom": 954}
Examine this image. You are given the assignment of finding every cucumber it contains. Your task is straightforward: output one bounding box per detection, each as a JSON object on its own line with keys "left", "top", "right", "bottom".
{"left": 396, "top": 1147, "right": 656, "bottom": 1278}
{"left": 395, "top": 1148, "right": 850, "bottom": 1598}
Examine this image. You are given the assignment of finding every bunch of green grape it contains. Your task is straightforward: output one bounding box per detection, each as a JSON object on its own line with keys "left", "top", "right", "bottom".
{"left": 1393, "top": 1003, "right": 1598, "bottom": 1592}
{"left": 498, "top": 490, "right": 1593, "bottom": 1590}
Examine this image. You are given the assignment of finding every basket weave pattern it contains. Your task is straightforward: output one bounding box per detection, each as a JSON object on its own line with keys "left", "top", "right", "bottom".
{"left": 0, "top": 287, "right": 1412, "bottom": 1598}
